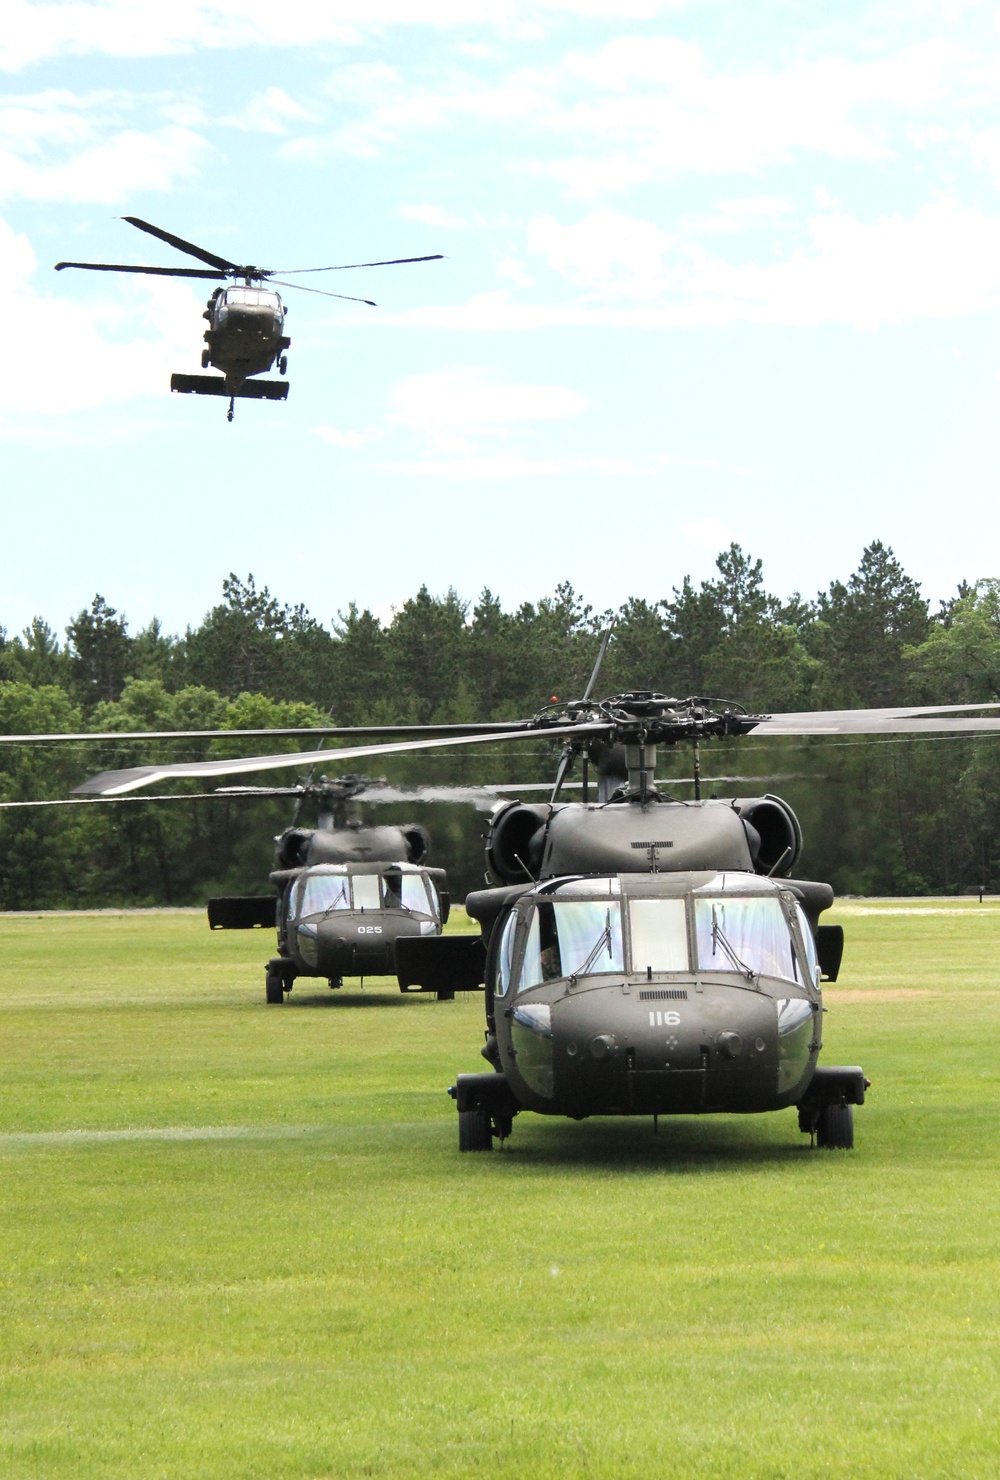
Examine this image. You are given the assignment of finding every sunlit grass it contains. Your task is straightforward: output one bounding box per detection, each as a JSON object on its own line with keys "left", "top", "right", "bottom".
{"left": 1, "top": 902, "right": 998, "bottom": 1478}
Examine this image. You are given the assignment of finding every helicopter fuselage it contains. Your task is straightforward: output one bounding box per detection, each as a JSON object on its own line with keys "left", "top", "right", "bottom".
{"left": 452, "top": 869, "right": 864, "bottom": 1145}
{"left": 201, "top": 285, "right": 290, "bottom": 389}
{"left": 269, "top": 860, "right": 449, "bottom": 994}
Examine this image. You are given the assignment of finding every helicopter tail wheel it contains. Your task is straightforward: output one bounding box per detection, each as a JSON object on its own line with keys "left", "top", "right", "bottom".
{"left": 816, "top": 1102, "right": 854, "bottom": 1150}
{"left": 458, "top": 1106, "right": 493, "bottom": 1152}
{"left": 227, "top": 396, "right": 235, "bottom": 423}
{"left": 265, "top": 964, "right": 285, "bottom": 1005}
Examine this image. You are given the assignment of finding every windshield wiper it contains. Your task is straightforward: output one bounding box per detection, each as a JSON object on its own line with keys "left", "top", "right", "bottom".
{"left": 711, "top": 905, "right": 756, "bottom": 982}
{"left": 571, "top": 910, "right": 615, "bottom": 981}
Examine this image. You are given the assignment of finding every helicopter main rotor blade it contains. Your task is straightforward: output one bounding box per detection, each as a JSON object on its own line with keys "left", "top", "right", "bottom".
{"left": 74, "top": 722, "right": 611, "bottom": 797}
{"left": 122, "top": 216, "right": 238, "bottom": 272}
{"left": 268, "top": 279, "right": 377, "bottom": 305}
{"left": 0, "top": 791, "right": 267, "bottom": 809}
{"left": 582, "top": 622, "right": 615, "bottom": 703}
{"left": 272, "top": 255, "right": 445, "bottom": 275}
{"left": 0, "top": 721, "right": 534, "bottom": 746}
{"left": 756, "top": 702, "right": 1000, "bottom": 736}
{"left": 55, "top": 262, "right": 224, "bottom": 279}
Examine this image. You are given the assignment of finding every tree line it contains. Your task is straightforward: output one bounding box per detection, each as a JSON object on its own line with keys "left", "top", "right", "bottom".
{"left": 1, "top": 540, "right": 998, "bottom": 905}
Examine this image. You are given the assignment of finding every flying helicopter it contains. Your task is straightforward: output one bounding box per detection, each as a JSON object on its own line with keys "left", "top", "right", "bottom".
{"left": 45, "top": 676, "right": 1000, "bottom": 1156}
{"left": 55, "top": 216, "right": 443, "bottom": 421}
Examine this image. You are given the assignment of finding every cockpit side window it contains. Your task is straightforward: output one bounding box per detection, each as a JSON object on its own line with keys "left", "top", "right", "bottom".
{"left": 792, "top": 901, "right": 821, "bottom": 986}
{"left": 495, "top": 910, "right": 517, "bottom": 998}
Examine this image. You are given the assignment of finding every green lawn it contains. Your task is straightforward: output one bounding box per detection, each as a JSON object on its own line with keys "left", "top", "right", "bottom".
{"left": 1, "top": 902, "right": 999, "bottom": 1479}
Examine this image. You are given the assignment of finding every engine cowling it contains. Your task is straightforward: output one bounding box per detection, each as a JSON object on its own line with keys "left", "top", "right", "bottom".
{"left": 274, "top": 824, "right": 430, "bottom": 869}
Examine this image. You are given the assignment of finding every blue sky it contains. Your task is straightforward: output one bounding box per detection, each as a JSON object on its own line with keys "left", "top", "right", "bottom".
{"left": 3, "top": 0, "right": 1000, "bottom": 636}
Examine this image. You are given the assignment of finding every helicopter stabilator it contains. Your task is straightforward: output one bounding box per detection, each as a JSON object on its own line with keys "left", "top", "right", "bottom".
{"left": 9, "top": 659, "right": 1000, "bottom": 1154}
{"left": 55, "top": 216, "right": 443, "bottom": 422}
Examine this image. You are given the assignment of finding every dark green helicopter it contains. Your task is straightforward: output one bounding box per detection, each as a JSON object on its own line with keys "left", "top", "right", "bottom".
{"left": 26, "top": 680, "right": 1000, "bottom": 1153}
{"left": 55, "top": 216, "right": 442, "bottom": 422}
{"left": 205, "top": 774, "right": 454, "bottom": 1002}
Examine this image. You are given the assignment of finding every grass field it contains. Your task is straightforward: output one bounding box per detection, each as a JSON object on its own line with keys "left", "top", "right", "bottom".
{"left": 2, "top": 901, "right": 999, "bottom": 1479}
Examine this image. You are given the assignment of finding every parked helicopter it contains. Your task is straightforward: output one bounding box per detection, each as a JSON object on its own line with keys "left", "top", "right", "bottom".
{"left": 206, "top": 775, "right": 454, "bottom": 1003}
{"left": 60, "top": 679, "right": 1000, "bottom": 1155}
{"left": 55, "top": 216, "right": 442, "bottom": 421}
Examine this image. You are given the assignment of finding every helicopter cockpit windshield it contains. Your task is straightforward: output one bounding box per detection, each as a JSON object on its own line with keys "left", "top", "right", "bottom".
{"left": 497, "top": 876, "right": 819, "bottom": 997}
{"left": 298, "top": 874, "right": 350, "bottom": 916}
{"left": 380, "top": 869, "right": 437, "bottom": 916}
{"left": 693, "top": 895, "right": 798, "bottom": 983}
{"left": 222, "top": 287, "right": 281, "bottom": 309}
{"left": 292, "top": 867, "right": 439, "bottom": 922}
{"left": 518, "top": 899, "right": 625, "bottom": 992}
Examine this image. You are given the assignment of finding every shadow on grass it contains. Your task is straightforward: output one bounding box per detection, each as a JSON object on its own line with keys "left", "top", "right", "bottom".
{"left": 282, "top": 990, "right": 436, "bottom": 1010}
{"left": 490, "top": 1114, "right": 815, "bottom": 1172}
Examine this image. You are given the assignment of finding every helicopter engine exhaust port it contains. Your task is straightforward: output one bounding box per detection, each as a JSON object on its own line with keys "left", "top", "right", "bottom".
{"left": 401, "top": 825, "right": 430, "bottom": 865}
{"left": 733, "top": 796, "right": 802, "bottom": 876}
{"left": 486, "top": 802, "right": 551, "bottom": 884}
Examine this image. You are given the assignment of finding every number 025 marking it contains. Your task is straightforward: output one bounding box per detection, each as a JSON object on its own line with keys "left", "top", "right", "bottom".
{"left": 649, "top": 1010, "right": 681, "bottom": 1027}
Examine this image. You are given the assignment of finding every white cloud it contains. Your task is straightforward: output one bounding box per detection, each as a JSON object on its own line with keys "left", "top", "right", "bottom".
{"left": 313, "top": 425, "right": 381, "bottom": 447}
{"left": 400, "top": 203, "right": 468, "bottom": 229}
{"left": 0, "top": 1, "right": 680, "bottom": 71}
{"left": 527, "top": 210, "right": 677, "bottom": 298}
{"left": 371, "top": 453, "right": 668, "bottom": 480}
{"left": 684, "top": 517, "right": 740, "bottom": 551}
{"left": 0, "top": 91, "right": 208, "bottom": 201}
{"left": 496, "top": 256, "right": 535, "bottom": 287}
{"left": 388, "top": 366, "right": 587, "bottom": 451}
{"left": 315, "top": 35, "right": 981, "bottom": 189}
{"left": 1, "top": 125, "right": 207, "bottom": 202}
{"left": 224, "top": 87, "right": 313, "bottom": 134}
{"left": 0, "top": 217, "right": 204, "bottom": 420}
{"left": 383, "top": 199, "right": 1000, "bottom": 330}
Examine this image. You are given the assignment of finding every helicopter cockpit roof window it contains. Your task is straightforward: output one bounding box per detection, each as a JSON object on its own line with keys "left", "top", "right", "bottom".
{"left": 694, "top": 895, "right": 798, "bottom": 983}
{"left": 518, "top": 899, "right": 624, "bottom": 993}
{"left": 298, "top": 874, "right": 350, "bottom": 917}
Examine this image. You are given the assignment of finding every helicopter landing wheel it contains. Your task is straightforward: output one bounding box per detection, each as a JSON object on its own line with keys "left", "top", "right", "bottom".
{"left": 436, "top": 988, "right": 455, "bottom": 1002}
{"left": 458, "top": 1106, "right": 493, "bottom": 1152}
{"left": 278, "top": 355, "right": 287, "bottom": 375}
{"left": 201, "top": 349, "right": 210, "bottom": 368}
{"left": 816, "top": 1102, "right": 854, "bottom": 1149}
{"left": 328, "top": 975, "right": 342, "bottom": 990}
{"left": 265, "top": 966, "right": 285, "bottom": 1005}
